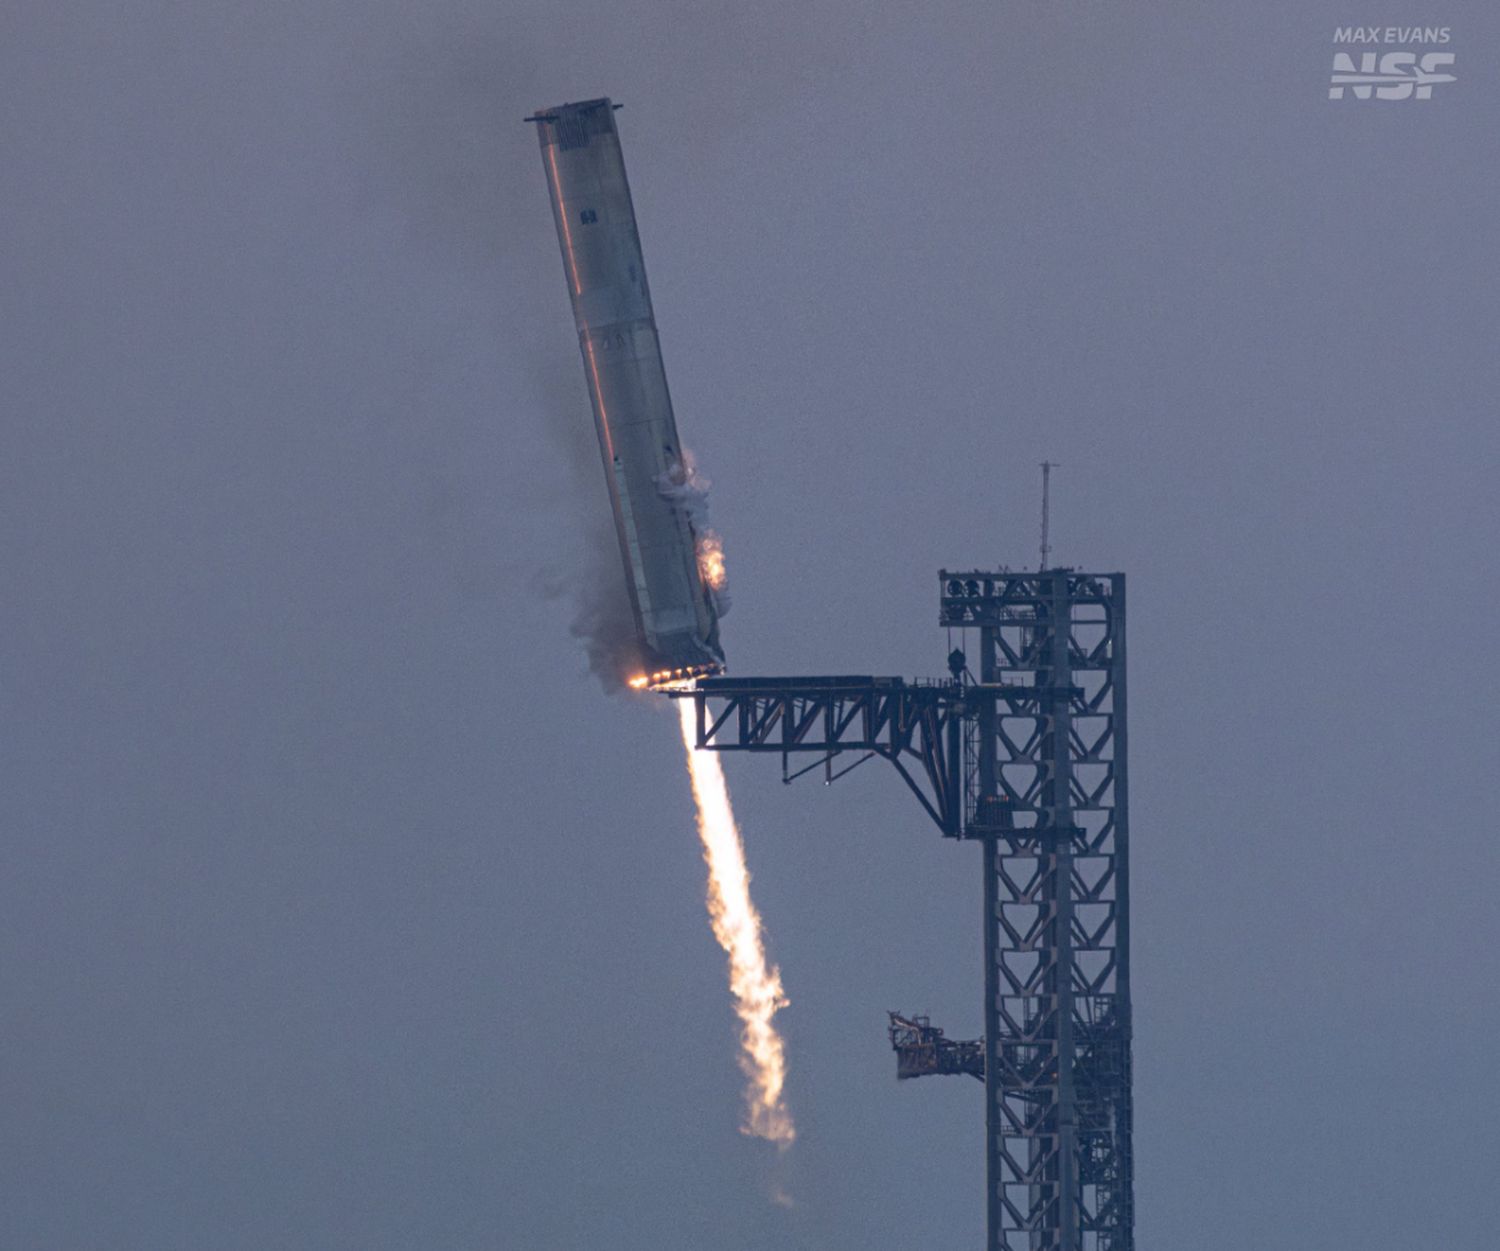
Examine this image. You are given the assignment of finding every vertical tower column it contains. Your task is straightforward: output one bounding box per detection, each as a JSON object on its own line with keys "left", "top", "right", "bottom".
{"left": 945, "top": 571, "right": 1134, "bottom": 1251}
{"left": 978, "top": 641, "right": 1003, "bottom": 1247}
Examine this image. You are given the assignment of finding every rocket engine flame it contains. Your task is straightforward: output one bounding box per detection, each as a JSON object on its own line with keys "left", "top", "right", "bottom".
{"left": 676, "top": 698, "right": 795, "bottom": 1146}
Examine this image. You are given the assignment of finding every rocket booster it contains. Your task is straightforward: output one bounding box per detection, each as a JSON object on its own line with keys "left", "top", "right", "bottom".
{"left": 529, "top": 98, "right": 725, "bottom": 686}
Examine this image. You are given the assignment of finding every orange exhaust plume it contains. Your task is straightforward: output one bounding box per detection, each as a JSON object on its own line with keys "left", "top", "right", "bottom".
{"left": 676, "top": 698, "right": 794, "bottom": 1146}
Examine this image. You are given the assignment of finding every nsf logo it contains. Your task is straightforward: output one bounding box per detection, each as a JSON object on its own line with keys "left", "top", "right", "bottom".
{"left": 1329, "top": 27, "right": 1456, "bottom": 100}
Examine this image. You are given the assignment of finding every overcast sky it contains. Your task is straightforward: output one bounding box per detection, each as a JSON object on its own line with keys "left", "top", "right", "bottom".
{"left": 3, "top": 3, "right": 1498, "bottom": 1248}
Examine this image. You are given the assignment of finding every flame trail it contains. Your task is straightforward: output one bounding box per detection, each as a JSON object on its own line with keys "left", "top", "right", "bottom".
{"left": 676, "top": 697, "right": 795, "bottom": 1146}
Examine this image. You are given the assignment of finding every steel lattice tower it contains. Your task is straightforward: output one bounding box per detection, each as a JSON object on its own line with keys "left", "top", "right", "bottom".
{"left": 954, "top": 571, "right": 1134, "bottom": 1250}
{"left": 675, "top": 568, "right": 1134, "bottom": 1250}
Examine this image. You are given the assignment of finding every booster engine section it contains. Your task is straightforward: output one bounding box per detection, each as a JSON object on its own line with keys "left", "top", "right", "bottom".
{"left": 529, "top": 99, "right": 725, "bottom": 687}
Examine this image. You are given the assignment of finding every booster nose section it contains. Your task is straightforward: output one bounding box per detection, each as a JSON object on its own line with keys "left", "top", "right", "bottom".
{"left": 530, "top": 99, "right": 725, "bottom": 685}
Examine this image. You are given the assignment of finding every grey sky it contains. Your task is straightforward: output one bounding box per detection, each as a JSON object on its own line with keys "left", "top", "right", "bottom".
{"left": 3, "top": 3, "right": 1498, "bottom": 1248}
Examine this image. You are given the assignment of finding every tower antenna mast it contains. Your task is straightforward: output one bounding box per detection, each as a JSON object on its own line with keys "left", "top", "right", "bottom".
{"left": 1040, "top": 460, "right": 1059, "bottom": 570}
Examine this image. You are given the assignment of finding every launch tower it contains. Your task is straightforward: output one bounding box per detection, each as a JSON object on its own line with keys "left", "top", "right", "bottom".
{"left": 673, "top": 569, "right": 1135, "bottom": 1251}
